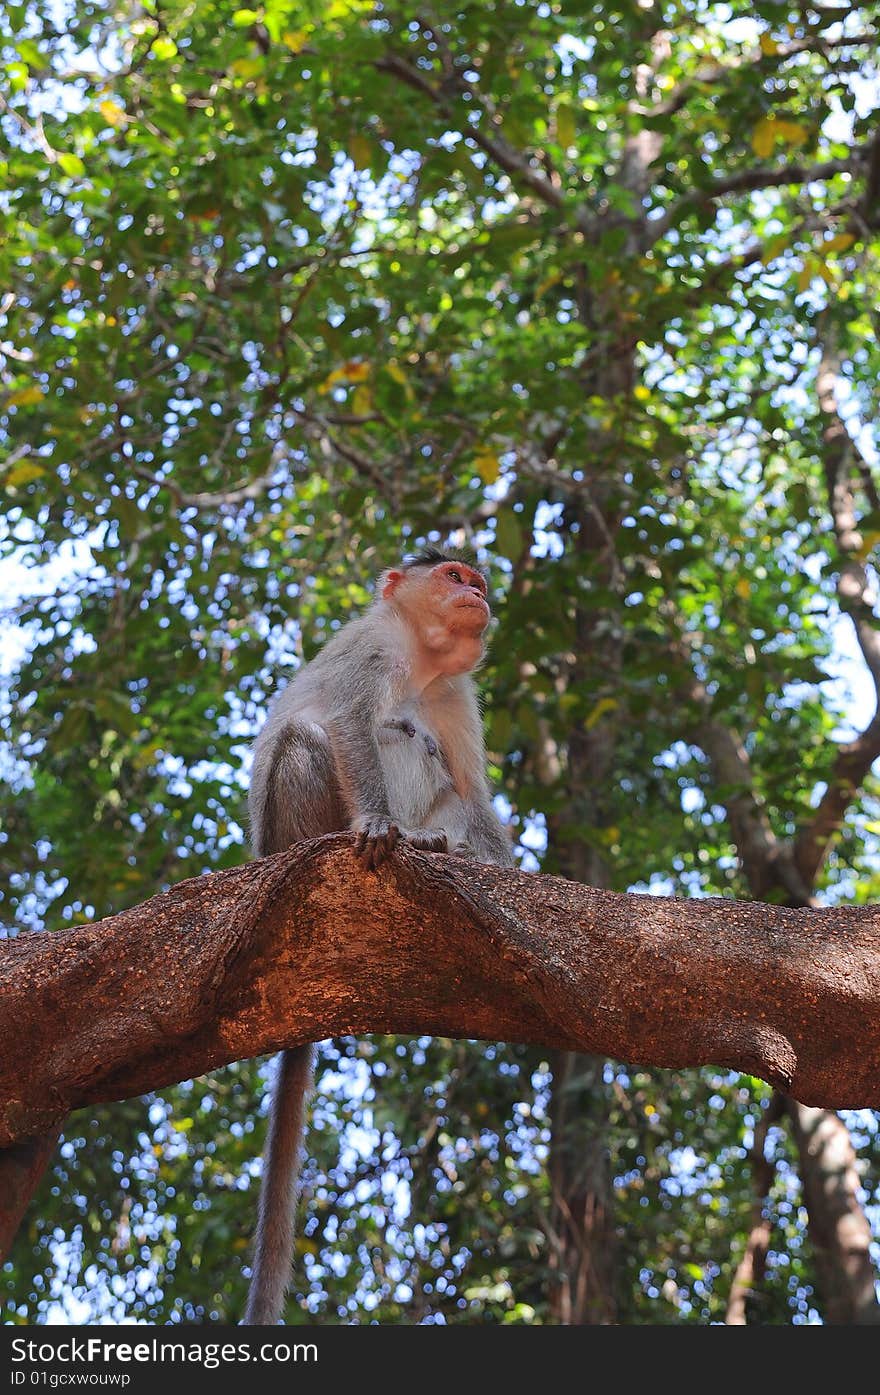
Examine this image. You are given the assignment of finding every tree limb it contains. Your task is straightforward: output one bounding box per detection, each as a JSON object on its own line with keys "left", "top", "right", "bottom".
{"left": 793, "top": 340, "right": 880, "bottom": 887}
{"left": 667, "top": 621, "right": 813, "bottom": 902}
{"left": 0, "top": 1129, "right": 62, "bottom": 1263}
{"left": 647, "top": 155, "right": 867, "bottom": 245}
{"left": 4, "top": 834, "right": 880, "bottom": 1169}
{"left": 373, "top": 50, "right": 564, "bottom": 213}
{"left": 633, "top": 32, "right": 879, "bottom": 122}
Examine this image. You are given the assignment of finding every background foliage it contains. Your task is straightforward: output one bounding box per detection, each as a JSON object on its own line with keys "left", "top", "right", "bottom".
{"left": 2, "top": 0, "right": 879, "bottom": 1324}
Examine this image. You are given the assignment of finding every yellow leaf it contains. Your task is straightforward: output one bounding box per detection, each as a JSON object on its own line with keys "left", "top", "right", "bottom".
{"left": 231, "top": 57, "right": 263, "bottom": 79}
{"left": 633, "top": 384, "right": 651, "bottom": 402}
{"left": 352, "top": 384, "right": 372, "bottom": 416}
{"left": 350, "top": 133, "right": 372, "bottom": 170}
{"left": 585, "top": 696, "right": 618, "bottom": 730}
{"left": 385, "top": 361, "right": 407, "bottom": 385}
{"left": 759, "top": 33, "right": 779, "bottom": 56}
{"left": 856, "top": 530, "right": 880, "bottom": 561}
{"left": 735, "top": 577, "right": 750, "bottom": 600}
{"left": 796, "top": 261, "right": 813, "bottom": 292}
{"left": 775, "top": 119, "right": 808, "bottom": 147}
{"left": 751, "top": 118, "right": 775, "bottom": 159}
{"left": 826, "top": 232, "right": 855, "bottom": 253}
{"left": 319, "top": 360, "right": 370, "bottom": 392}
{"left": 534, "top": 271, "right": 561, "bottom": 299}
{"left": 7, "top": 385, "right": 45, "bottom": 407}
{"left": 283, "top": 30, "right": 309, "bottom": 52}
{"left": 5, "top": 461, "right": 46, "bottom": 489}
{"left": 99, "top": 99, "right": 127, "bottom": 128}
{"left": 761, "top": 231, "right": 789, "bottom": 264}
{"left": 151, "top": 35, "right": 177, "bottom": 60}
{"left": 474, "top": 447, "right": 501, "bottom": 484}
{"left": 555, "top": 101, "right": 576, "bottom": 149}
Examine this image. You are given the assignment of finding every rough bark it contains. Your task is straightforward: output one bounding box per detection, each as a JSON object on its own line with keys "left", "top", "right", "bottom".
{"left": 4, "top": 832, "right": 880, "bottom": 1160}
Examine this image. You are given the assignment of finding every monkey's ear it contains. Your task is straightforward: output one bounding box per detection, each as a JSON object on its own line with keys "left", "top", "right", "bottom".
{"left": 381, "top": 569, "right": 405, "bottom": 599}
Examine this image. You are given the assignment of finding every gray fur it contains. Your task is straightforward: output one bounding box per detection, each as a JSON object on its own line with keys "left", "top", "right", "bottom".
{"left": 243, "top": 590, "right": 513, "bottom": 1324}
{"left": 242, "top": 1044, "right": 315, "bottom": 1325}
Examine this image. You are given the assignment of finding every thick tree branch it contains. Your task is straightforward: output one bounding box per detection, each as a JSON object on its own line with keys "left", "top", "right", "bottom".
{"left": 3, "top": 835, "right": 880, "bottom": 1166}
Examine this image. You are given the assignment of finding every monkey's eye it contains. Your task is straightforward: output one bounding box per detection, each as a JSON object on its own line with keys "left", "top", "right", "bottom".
{"left": 447, "top": 569, "right": 462, "bottom": 583}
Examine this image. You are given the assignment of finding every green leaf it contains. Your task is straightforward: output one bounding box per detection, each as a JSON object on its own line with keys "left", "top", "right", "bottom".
{"left": 494, "top": 508, "right": 525, "bottom": 561}
{"left": 57, "top": 152, "right": 86, "bottom": 178}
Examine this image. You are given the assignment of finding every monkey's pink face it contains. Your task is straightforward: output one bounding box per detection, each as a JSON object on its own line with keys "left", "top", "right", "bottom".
{"left": 383, "top": 560, "right": 491, "bottom": 636}
{"left": 424, "top": 561, "right": 490, "bottom": 632}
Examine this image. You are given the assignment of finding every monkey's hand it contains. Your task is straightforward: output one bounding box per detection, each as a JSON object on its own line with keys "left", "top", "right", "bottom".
{"left": 352, "top": 814, "right": 400, "bottom": 871}
{"left": 449, "top": 840, "right": 476, "bottom": 858}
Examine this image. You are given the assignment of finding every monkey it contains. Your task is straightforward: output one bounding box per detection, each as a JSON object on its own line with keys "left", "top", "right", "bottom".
{"left": 242, "top": 547, "right": 514, "bottom": 1324}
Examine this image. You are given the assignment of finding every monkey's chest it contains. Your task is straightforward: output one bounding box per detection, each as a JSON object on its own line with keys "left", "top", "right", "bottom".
{"left": 378, "top": 709, "right": 452, "bottom": 824}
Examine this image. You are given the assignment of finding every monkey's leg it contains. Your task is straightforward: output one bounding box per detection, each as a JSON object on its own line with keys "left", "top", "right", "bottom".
{"left": 243, "top": 1045, "right": 315, "bottom": 1325}
{"left": 255, "top": 719, "right": 347, "bottom": 856}
{"left": 463, "top": 799, "right": 516, "bottom": 867}
{"left": 245, "top": 722, "right": 344, "bottom": 1323}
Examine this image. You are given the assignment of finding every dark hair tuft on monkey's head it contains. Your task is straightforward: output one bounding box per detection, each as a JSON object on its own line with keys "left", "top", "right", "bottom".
{"left": 402, "top": 545, "right": 486, "bottom": 578}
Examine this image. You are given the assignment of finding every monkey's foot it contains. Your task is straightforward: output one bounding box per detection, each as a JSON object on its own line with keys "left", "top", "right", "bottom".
{"left": 398, "top": 827, "right": 448, "bottom": 854}
{"left": 353, "top": 815, "right": 400, "bottom": 870}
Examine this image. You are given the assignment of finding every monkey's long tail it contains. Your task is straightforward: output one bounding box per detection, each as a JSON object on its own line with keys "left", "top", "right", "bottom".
{"left": 242, "top": 1044, "right": 316, "bottom": 1325}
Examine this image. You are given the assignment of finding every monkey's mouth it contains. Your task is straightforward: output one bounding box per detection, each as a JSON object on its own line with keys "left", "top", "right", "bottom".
{"left": 453, "top": 596, "right": 489, "bottom": 612}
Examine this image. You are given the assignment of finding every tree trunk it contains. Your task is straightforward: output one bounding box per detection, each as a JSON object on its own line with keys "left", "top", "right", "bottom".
{"left": 784, "top": 1099, "right": 880, "bottom": 1324}
{"left": 539, "top": 26, "right": 669, "bottom": 1326}
{"left": 547, "top": 1050, "right": 616, "bottom": 1324}
{"left": 546, "top": 749, "right": 619, "bottom": 1325}
{"left": 0, "top": 1129, "right": 61, "bottom": 1262}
